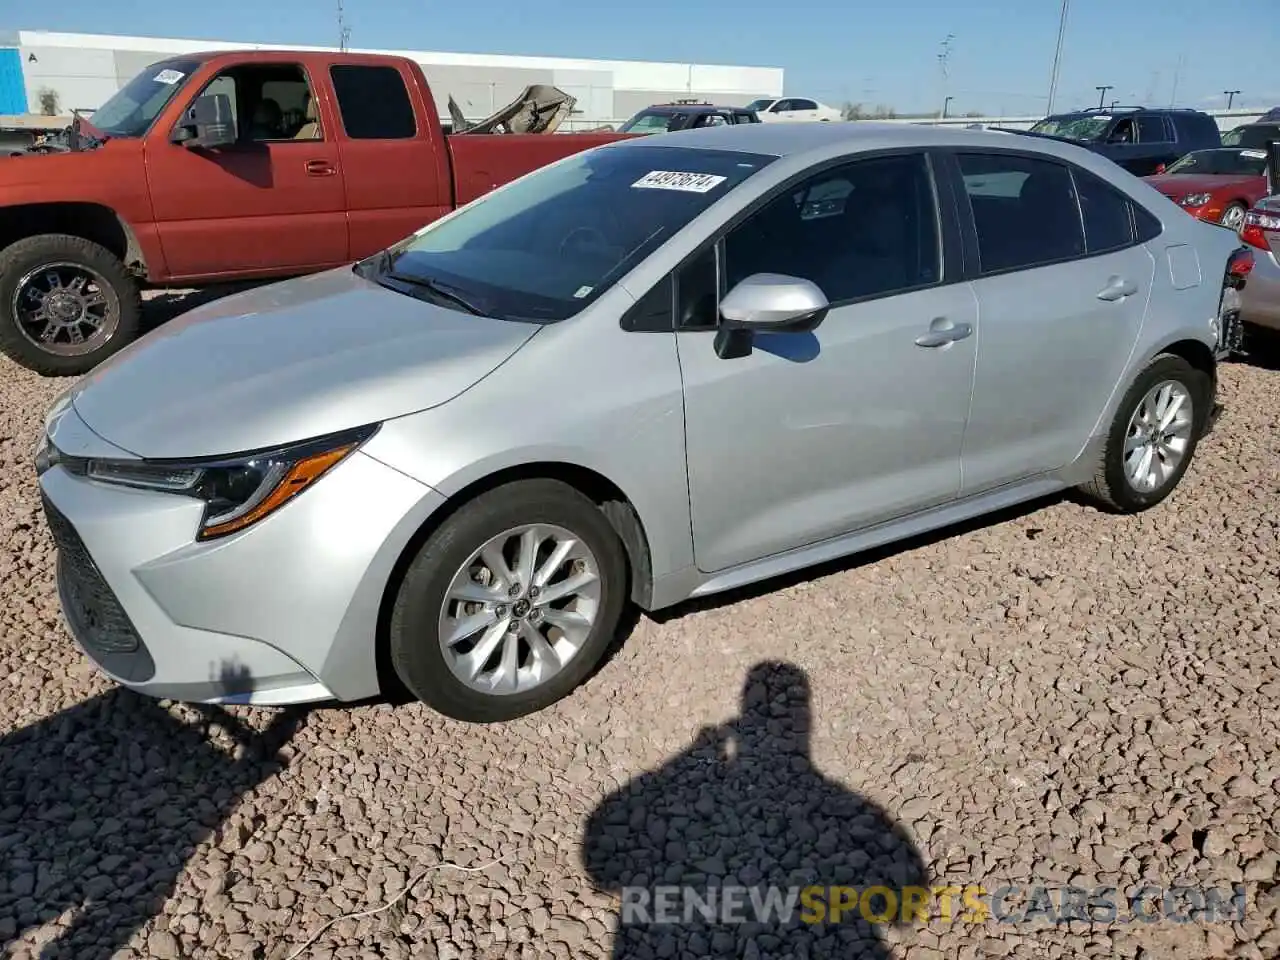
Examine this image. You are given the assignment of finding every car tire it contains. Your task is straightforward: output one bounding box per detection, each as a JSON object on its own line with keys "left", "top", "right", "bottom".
{"left": 1220, "top": 202, "right": 1247, "bottom": 232}
{"left": 1078, "top": 353, "right": 1210, "bottom": 513}
{"left": 388, "top": 479, "right": 629, "bottom": 723}
{"left": 0, "top": 233, "right": 142, "bottom": 377}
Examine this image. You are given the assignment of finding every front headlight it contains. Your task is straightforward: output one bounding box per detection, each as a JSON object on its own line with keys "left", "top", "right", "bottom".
{"left": 1181, "top": 193, "right": 1212, "bottom": 207}
{"left": 57, "top": 424, "right": 378, "bottom": 541}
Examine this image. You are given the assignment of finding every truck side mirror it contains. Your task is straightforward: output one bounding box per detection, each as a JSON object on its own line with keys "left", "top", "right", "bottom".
{"left": 173, "top": 93, "right": 237, "bottom": 148}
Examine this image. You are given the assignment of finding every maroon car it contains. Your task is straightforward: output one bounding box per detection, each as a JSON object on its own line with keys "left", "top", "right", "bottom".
{"left": 1143, "top": 147, "right": 1271, "bottom": 231}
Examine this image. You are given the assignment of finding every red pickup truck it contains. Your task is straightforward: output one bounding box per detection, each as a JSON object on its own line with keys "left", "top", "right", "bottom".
{"left": 0, "top": 50, "right": 630, "bottom": 375}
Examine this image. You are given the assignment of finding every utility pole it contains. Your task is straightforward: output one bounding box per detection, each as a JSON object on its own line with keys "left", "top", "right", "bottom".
{"left": 942, "top": 96, "right": 953, "bottom": 119}
{"left": 1169, "top": 53, "right": 1185, "bottom": 107}
{"left": 1224, "top": 89, "right": 1240, "bottom": 109}
{"left": 1046, "top": 0, "right": 1071, "bottom": 115}
{"left": 1095, "top": 85, "right": 1113, "bottom": 108}
{"left": 937, "top": 34, "right": 955, "bottom": 123}
{"left": 337, "top": 0, "right": 351, "bottom": 51}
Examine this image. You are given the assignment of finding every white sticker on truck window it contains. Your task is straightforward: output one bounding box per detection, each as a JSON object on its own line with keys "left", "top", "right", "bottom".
{"left": 1241, "top": 149, "right": 1268, "bottom": 159}
{"left": 632, "top": 170, "right": 728, "bottom": 193}
{"left": 153, "top": 69, "right": 185, "bottom": 85}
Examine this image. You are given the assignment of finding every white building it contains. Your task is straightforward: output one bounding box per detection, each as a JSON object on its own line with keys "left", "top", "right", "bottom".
{"left": 0, "top": 29, "right": 785, "bottom": 129}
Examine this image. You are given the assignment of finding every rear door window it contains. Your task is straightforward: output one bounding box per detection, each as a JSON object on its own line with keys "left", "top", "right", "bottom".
{"left": 1072, "top": 166, "right": 1135, "bottom": 253}
{"left": 329, "top": 64, "right": 416, "bottom": 139}
{"left": 957, "top": 152, "right": 1085, "bottom": 273}
{"left": 1137, "top": 114, "right": 1170, "bottom": 144}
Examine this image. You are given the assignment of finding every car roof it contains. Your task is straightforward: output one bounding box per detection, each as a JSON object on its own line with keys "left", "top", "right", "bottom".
{"left": 605, "top": 120, "right": 1111, "bottom": 164}
{"left": 643, "top": 104, "right": 747, "bottom": 113}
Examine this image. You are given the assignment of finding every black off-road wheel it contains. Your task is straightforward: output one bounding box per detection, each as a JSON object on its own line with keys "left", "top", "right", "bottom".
{"left": 1078, "top": 353, "right": 1211, "bottom": 513}
{"left": 389, "top": 479, "right": 629, "bottom": 723}
{"left": 0, "top": 233, "right": 142, "bottom": 377}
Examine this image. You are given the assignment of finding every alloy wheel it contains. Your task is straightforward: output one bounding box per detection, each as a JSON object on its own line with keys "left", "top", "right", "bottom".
{"left": 1123, "top": 379, "right": 1195, "bottom": 494}
{"left": 437, "top": 523, "right": 602, "bottom": 696}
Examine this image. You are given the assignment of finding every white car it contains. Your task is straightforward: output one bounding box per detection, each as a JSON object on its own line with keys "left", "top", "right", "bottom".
{"left": 745, "top": 97, "right": 843, "bottom": 122}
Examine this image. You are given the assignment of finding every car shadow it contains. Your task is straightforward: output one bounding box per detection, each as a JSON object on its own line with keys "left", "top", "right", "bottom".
{"left": 0, "top": 664, "right": 306, "bottom": 959}
{"left": 582, "top": 660, "right": 928, "bottom": 958}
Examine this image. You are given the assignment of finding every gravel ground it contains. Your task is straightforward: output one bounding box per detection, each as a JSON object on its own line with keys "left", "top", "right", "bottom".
{"left": 2, "top": 297, "right": 1279, "bottom": 959}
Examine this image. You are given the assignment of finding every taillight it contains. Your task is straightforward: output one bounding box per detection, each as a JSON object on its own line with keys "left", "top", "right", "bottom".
{"left": 1228, "top": 246, "right": 1255, "bottom": 279}
{"left": 1241, "top": 209, "right": 1280, "bottom": 251}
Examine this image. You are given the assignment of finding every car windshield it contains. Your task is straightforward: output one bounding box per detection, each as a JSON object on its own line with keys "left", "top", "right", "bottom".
{"left": 618, "top": 111, "right": 681, "bottom": 134}
{"left": 1029, "top": 115, "right": 1112, "bottom": 141}
{"left": 1221, "top": 125, "right": 1280, "bottom": 148}
{"left": 745, "top": 99, "right": 775, "bottom": 113}
{"left": 89, "top": 58, "right": 201, "bottom": 137}
{"left": 1164, "top": 148, "right": 1268, "bottom": 176}
{"left": 372, "top": 144, "right": 775, "bottom": 322}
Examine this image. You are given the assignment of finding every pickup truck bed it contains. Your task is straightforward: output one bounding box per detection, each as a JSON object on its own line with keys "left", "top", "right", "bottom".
{"left": 0, "top": 50, "right": 631, "bottom": 375}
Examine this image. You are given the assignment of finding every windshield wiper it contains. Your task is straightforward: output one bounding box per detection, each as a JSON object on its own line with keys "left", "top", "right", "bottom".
{"left": 384, "top": 270, "right": 487, "bottom": 316}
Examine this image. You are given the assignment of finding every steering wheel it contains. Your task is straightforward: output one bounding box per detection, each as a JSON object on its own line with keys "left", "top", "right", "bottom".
{"left": 559, "top": 226, "right": 612, "bottom": 259}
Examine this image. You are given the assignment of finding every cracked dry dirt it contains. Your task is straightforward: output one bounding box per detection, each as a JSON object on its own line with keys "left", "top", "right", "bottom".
{"left": 1, "top": 306, "right": 1278, "bottom": 959}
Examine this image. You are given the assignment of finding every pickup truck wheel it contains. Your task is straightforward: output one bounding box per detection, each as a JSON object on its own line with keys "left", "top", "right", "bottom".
{"left": 388, "top": 479, "right": 629, "bottom": 722}
{"left": 1078, "top": 354, "right": 1209, "bottom": 513}
{"left": 0, "top": 234, "right": 141, "bottom": 377}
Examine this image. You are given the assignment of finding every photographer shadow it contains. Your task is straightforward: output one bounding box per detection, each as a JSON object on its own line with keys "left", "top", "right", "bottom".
{"left": 583, "top": 661, "right": 928, "bottom": 959}
{"left": 0, "top": 665, "right": 304, "bottom": 959}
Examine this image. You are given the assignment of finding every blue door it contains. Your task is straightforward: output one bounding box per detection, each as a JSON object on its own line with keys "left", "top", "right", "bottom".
{"left": 0, "top": 49, "right": 27, "bottom": 114}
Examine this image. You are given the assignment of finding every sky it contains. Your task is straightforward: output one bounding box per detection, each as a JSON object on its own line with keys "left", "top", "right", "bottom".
{"left": 8, "top": 0, "right": 1278, "bottom": 117}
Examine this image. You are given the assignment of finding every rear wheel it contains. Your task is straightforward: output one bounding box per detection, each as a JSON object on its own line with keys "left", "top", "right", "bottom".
{"left": 1078, "top": 354, "right": 1209, "bottom": 512}
{"left": 388, "top": 479, "right": 629, "bottom": 722}
{"left": 0, "top": 233, "right": 142, "bottom": 377}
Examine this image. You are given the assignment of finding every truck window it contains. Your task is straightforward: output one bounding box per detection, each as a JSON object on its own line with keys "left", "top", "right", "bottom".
{"left": 1136, "top": 114, "right": 1169, "bottom": 144}
{"left": 193, "top": 64, "right": 320, "bottom": 142}
{"left": 329, "top": 64, "right": 416, "bottom": 139}
{"left": 90, "top": 58, "right": 201, "bottom": 137}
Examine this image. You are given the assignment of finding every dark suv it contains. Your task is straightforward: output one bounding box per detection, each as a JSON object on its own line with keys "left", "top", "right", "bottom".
{"left": 618, "top": 102, "right": 760, "bottom": 135}
{"left": 1011, "top": 106, "right": 1221, "bottom": 176}
{"left": 1221, "top": 122, "right": 1280, "bottom": 150}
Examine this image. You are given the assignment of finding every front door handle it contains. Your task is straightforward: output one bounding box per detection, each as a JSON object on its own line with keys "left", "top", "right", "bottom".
{"left": 915, "top": 321, "right": 973, "bottom": 348}
{"left": 305, "top": 159, "right": 337, "bottom": 177}
{"left": 1097, "top": 276, "right": 1138, "bottom": 301}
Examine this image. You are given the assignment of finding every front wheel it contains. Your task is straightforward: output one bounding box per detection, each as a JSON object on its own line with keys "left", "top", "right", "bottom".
{"left": 1220, "top": 202, "right": 1247, "bottom": 233}
{"left": 388, "top": 479, "right": 629, "bottom": 722}
{"left": 0, "top": 233, "right": 142, "bottom": 376}
{"left": 1078, "top": 354, "right": 1210, "bottom": 512}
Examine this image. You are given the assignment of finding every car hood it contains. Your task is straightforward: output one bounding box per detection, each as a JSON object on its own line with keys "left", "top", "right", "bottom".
{"left": 69, "top": 266, "right": 540, "bottom": 459}
{"left": 1143, "top": 173, "right": 1263, "bottom": 197}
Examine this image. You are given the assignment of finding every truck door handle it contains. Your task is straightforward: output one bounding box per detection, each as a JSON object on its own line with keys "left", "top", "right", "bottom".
{"left": 305, "top": 159, "right": 336, "bottom": 177}
{"left": 914, "top": 320, "right": 972, "bottom": 348}
{"left": 1097, "top": 276, "right": 1138, "bottom": 301}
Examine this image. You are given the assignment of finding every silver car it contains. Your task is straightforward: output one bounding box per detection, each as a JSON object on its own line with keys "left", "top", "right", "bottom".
{"left": 37, "top": 122, "right": 1248, "bottom": 722}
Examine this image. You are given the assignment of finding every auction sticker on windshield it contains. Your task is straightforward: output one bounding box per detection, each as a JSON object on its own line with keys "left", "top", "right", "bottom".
{"left": 153, "top": 69, "right": 185, "bottom": 85}
{"left": 1241, "top": 149, "right": 1268, "bottom": 159}
{"left": 632, "top": 171, "right": 728, "bottom": 193}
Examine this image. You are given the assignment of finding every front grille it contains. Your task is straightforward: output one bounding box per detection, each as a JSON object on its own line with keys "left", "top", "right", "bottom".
{"left": 41, "top": 493, "right": 143, "bottom": 656}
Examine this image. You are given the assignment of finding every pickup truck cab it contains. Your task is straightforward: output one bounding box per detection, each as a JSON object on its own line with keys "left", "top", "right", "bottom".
{"left": 0, "top": 50, "right": 630, "bottom": 375}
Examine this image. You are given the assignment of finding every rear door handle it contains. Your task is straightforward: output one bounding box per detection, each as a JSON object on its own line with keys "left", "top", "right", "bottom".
{"left": 915, "top": 321, "right": 973, "bottom": 348}
{"left": 1097, "top": 276, "right": 1138, "bottom": 301}
{"left": 305, "top": 159, "right": 337, "bottom": 177}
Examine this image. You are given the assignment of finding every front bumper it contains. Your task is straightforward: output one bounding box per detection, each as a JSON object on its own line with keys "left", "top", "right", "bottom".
{"left": 38, "top": 426, "right": 444, "bottom": 706}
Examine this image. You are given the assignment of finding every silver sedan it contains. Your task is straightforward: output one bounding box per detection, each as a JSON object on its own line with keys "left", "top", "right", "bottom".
{"left": 37, "top": 121, "right": 1247, "bottom": 721}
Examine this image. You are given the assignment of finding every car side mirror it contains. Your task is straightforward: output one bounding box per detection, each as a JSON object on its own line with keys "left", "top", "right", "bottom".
{"left": 172, "top": 93, "right": 237, "bottom": 148}
{"left": 714, "top": 273, "right": 829, "bottom": 359}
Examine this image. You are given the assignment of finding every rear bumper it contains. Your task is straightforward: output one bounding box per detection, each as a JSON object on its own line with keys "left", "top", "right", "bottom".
{"left": 1240, "top": 248, "right": 1280, "bottom": 332}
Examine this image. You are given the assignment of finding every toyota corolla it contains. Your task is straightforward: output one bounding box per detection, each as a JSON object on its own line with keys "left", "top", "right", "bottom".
{"left": 36, "top": 123, "right": 1250, "bottom": 722}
